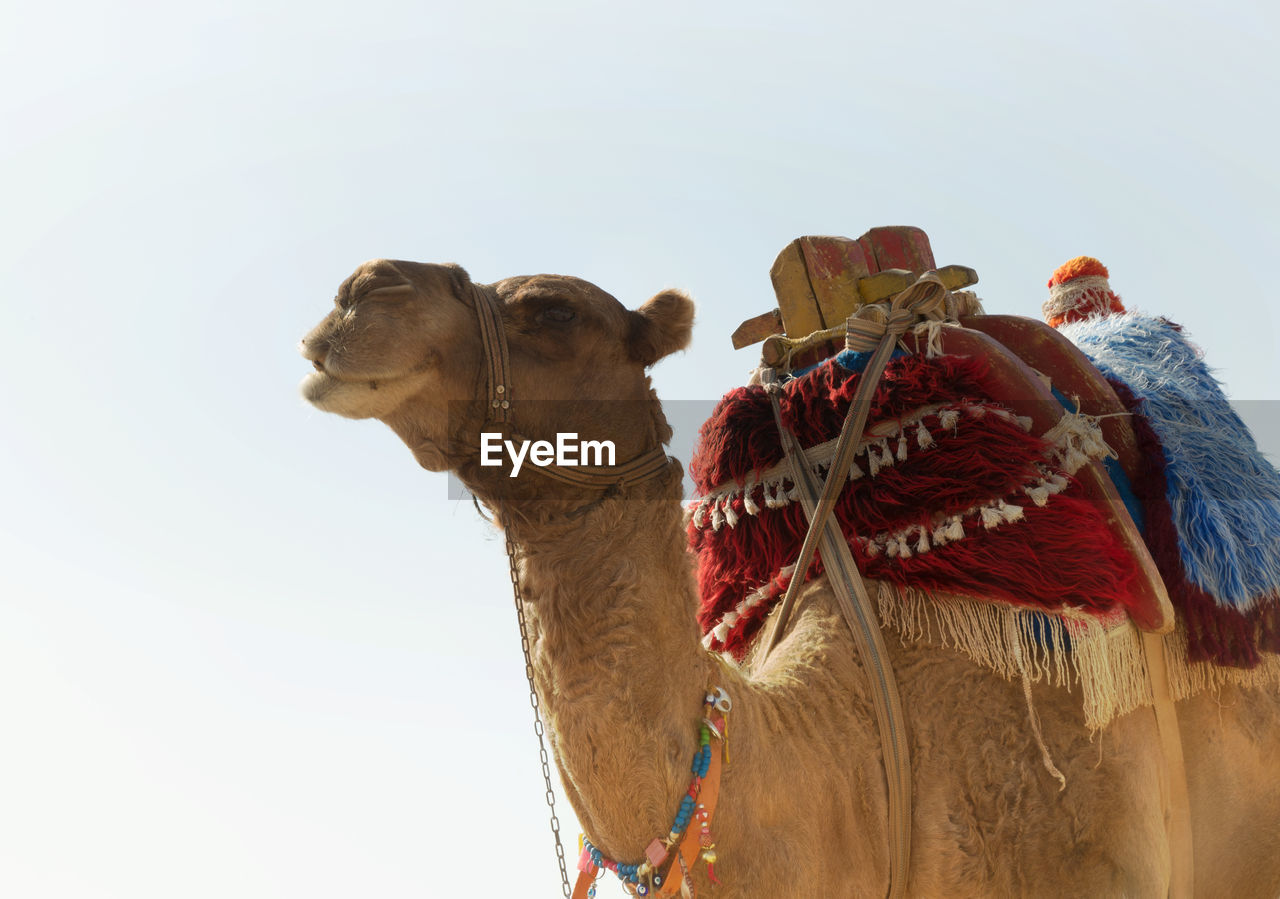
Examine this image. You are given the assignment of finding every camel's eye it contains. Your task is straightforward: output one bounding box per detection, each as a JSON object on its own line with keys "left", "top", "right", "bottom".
{"left": 540, "top": 306, "right": 576, "bottom": 324}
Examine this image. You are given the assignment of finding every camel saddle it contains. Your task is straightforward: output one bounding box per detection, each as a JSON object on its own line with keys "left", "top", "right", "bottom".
{"left": 705, "top": 227, "right": 1172, "bottom": 651}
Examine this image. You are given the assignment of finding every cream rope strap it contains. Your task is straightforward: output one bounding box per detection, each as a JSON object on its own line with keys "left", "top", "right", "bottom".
{"left": 761, "top": 273, "right": 949, "bottom": 899}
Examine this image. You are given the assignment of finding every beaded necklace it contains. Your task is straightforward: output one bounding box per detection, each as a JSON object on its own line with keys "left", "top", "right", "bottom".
{"left": 573, "top": 687, "right": 731, "bottom": 898}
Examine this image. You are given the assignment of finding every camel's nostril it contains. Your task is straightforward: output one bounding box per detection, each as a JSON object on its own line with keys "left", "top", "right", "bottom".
{"left": 312, "top": 360, "right": 324, "bottom": 372}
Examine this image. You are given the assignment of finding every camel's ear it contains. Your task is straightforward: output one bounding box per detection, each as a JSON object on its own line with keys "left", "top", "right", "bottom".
{"left": 629, "top": 289, "right": 694, "bottom": 366}
{"left": 444, "top": 263, "right": 472, "bottom": 298}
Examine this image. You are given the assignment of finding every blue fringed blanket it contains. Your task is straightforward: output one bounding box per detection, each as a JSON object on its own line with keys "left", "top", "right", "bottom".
{"left": 1059, "top": 313, "right": 1280, "bottom": 612}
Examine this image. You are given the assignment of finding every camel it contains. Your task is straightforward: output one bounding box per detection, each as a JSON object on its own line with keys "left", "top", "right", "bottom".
{"left": 299, "top": 259, "right": 1280, "bottom": 897}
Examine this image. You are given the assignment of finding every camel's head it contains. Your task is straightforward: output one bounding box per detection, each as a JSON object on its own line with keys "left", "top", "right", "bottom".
{"left": 299, "top": 259, "right": 693, "bottom": 491}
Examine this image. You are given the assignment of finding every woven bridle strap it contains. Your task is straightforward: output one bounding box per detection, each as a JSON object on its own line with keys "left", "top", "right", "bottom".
{"left": 517, "top": 442, "right": 673, "bottom": 489}
{"left": 469, "top": 283, "right": 671, "bottom": 490}
{"left": 473, "top": 283, "right": 512, "bottom": 422}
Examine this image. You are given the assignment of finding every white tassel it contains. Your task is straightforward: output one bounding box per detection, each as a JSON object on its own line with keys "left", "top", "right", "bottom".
{"left": 945, "top": 516, "right": 965, "bottom": 542}
{"left": 933, "top": 522, "right": 951, "bottom": 546}
{"left": 693, "top": 500, "right": 709, "bottom": 529}
{"left": 940, "top": 408, "right": 960, "bottom": 430}
{"left": 723, "top": 499, "right": 739, "bottom": 528}
{"left": 878, "top": 439, "right": 895, "bottom": 468}
{"left": 743, "top": 488, "right": 760, "bottom": 516}
{"left": 711, "top": 505, "right": 725, "bottom": 530}
{"left": 867, "top": 450, "right": 881, "bottom": 477}
{"left": 1046, "top": 473, "right": 1070, "bottom": 492}
{"left": 886, "top": 538, "right": 899, "bottom": 558}
{"left": 1081, "top": 425, "right": 1113, "bottom": 459}
{"left": 897, "top": 433, "right": 909, "bottom": 461}
{"left": 1062, "top": 447, "right": 1090, "bottom": 473}
{"left": 766, "top": 481, "right": 785, "bottom": 509}
{"left": 1016, "top": 415, "right": 1033, "bottom": 432}
{"left": 970, "top": 404, "right": 988, "bottom": 419}
{"left": 786, "top": 483, "right": 801, "bottom": 502}
{"left": 915, "top": 527, "right": 932, "bottom": 554}
{"left": 981, "top": 505, "right": 1003, "bottom": 529}
{"left": 1000, "top": 501, "right": 1025, "bottom": 524}
{"left": 916, "top": 420, "right": 934, "bottom": 449}
{"left": 1026, "top": 484, "right": 1051, "bottom": 507}
{"left": 866, "top": 540, "right": 882, "bottom": 558}
{"left": 896, "top": 536, "right": 913, "bottom": 559}
{"left": 849, "top": 458, "right": 864, "bottom": 480}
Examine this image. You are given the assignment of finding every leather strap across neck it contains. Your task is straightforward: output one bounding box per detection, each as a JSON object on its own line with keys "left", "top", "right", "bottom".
{"left": 521, "top": 442, "right": 672, "bottom": 490}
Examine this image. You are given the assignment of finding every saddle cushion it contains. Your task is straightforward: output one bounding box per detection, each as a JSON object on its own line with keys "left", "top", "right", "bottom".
{"left": 689, "top": 350, "right": 1139, "bottom": 658}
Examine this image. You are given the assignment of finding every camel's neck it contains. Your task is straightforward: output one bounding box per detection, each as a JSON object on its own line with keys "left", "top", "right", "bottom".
{"left": 501, "top": 471, "right": 714, "bottom": 858}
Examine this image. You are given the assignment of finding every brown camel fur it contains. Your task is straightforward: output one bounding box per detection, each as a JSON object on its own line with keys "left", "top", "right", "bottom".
{"left": 299, "top": 259, "right": 1280, "bottom": 897}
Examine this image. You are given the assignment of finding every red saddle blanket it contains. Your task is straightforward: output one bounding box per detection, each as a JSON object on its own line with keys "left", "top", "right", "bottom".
{"left": 688, "top": 350, "right": 1141, "bottom": 658}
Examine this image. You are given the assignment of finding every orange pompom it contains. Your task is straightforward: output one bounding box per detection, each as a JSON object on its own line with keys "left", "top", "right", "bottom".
{"left": 1043, "top": 256, "right": 1125, "bottom": 328}
{"left": 1048, "top": 256, "right": 1110, "bottom": 288}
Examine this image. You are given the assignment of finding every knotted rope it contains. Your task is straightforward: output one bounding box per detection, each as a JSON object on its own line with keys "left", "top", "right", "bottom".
{"left": 843, "top": 271, "right": 950, "bottom": 354}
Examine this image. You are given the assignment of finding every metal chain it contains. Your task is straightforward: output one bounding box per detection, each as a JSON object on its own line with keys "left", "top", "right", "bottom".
{"left": 503, "top": 531, "right": 572, "bottom": 898}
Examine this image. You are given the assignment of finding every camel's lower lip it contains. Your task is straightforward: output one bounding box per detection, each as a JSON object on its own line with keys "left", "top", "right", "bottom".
{"left": 301, "top": 368, "right": 412, "bottom": 397}
{"left": 301, "top": 370, "right": 335, "bottom": 402}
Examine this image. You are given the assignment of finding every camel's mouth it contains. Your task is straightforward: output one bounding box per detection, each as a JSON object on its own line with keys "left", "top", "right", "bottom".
{"left": 300, "top": 363, "right": 428, "bottom": 420}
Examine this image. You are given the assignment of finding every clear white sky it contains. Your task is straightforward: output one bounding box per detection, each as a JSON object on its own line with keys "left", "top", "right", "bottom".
{"left": 2, "top": 1, "right": 1278, "bottom": 896}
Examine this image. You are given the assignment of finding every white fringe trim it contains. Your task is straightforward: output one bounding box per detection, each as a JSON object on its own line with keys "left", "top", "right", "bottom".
{"left": 689, "top": 401, "right": 1033, "bottom": 532}
{"left": 690, "top": 404, "right": 1108, "bottom": 534}
{"left": 877, "top": 583, "right": 1280, "bottom": 732}
{"left": 701, "top": 565, "right": 797, "bottom": 649}
{"left": 1041, "top": 406, "right": 1116, "bottom": 475}
{"left": 856, "top": 496, "right": 1028, "bottom": 561}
